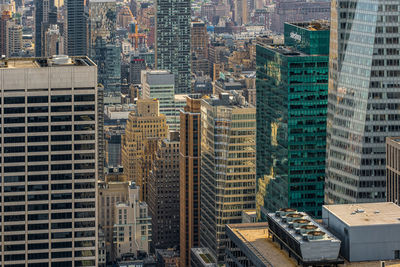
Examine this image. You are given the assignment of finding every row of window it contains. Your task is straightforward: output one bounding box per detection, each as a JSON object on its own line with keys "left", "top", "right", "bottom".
{"left": 2, "top": 134, "right": 95, "bottom": 144}
{"left": 2, "top": 105, "right": 95, "bottom": 114}
{"left": 3, "top": 173, "right": 94, "bottom": 182}
{"left": 1, "top": 95, "right": 95, "bottom": 104}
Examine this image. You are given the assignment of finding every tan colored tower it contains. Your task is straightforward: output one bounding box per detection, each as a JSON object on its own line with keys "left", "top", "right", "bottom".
{"left": 122, "top": 99, "right": 168, "bottom": 201}
{"left": 180, "top": 95, "right": 202, "bottom": 267}
{"left": 191, "top": 20, "right": 209, "bottom": 75}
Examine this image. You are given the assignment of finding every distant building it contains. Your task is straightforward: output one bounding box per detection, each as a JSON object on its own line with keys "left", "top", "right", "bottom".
{"left": 122, "top": 99, "right": 168, "bottom": 201}
{"left": 99, "top": 179, "right": 129, "bottom": 259}
{"left": 200, "top": 93, "right": 256, "bottom": 263}
{"left": 190, "top": 248, "right": 217, "bottom": 267}
{"left": 113, "top": 182, "right": 152, "bottom": 260}
{"left": 141, "top": 70, "right": 177, "bottom": 128}
{"left": 105, "top": 126, "right": 124, "bottom": 167}
{"left": 130, "top": 57, "right": 146, "bottom": 84}
{"left": 191, "top": 20, "right": 209, "bottom": 75}
{"left": 155, "top": 0, "right": 191, "bottom": 93}
{"left": 268, "top": 0, "right": 330, "bottom": 33}
{"left": 64, "top": 0, "right": 88, "bottom": 56}
{"left": 156, "top": 249, "right": 180, "bottom": 267}
{"left": 89, "top": 0, "right": 120, "bottom": 92}
{"left": 6, "top": 20, "right": 22, "bottom": 56}
{"left": 148, "top": 132, "right": 180, "bottom": 250}
{"left": 233, "top": 0, "right": 248, "bottom": 25}
{"left": 44, "top": 24, "right": 63, "bottom": 56}
{"left": 387, "top": 137, "right": 400, "bottom": 205}
{"left": 34, "top": 0, "right": 57, "bottom": 57}
{"left": 323, "top": 202, "right": 400, "bottom": 262}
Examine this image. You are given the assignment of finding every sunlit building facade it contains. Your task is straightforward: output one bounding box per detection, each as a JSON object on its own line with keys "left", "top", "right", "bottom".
{"left": 256, "top": 22, "right": 329, "bottom": 217}
{"left": 200, "top": 93, "right": 256, "bottom": 263}
{"left": 325, "top": 0, "right": 400, "bottom": 204}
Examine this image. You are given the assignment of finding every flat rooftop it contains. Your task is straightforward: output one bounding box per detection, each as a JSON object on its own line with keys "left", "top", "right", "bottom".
{"left": 288, "top": 21, "right": 330, "bottom": 31}
{"left": 323, "top": 202, "right": 400, "bottom": 227}
{"left": 227, "top": 223, "right": 297, "bottom": 267}
{"left": 0, "top": 56, "right": 95, "bottom": 69}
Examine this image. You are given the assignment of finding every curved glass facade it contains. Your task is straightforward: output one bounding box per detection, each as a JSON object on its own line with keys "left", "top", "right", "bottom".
{"left": 326, "top": 0, "right": 400, "bottom": 204}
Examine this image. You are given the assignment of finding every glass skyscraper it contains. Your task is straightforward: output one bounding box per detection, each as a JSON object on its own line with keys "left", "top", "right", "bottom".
{"left": 155, "top": 0, "right": 191, "bottom": 93}
{"left": 256, "top": 22, "right": 329, "bottom": 217}
{"left": 325, "top": 0, "right": 400, "bottom": 204}
{"left": 64, "top": 0, "right": 88, "bottom": 56}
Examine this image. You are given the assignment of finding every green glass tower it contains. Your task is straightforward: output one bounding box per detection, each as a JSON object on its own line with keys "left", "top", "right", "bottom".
{"left": 256, "top": 22, "right": 329, "bottom": 218}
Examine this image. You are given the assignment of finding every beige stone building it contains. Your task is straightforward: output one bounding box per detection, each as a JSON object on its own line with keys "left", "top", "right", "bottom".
{"left": 121, "top": 99, "right": 168, "bottom": 201}
{"left": 113, "top": 182, "right": 151, "bottom": 260}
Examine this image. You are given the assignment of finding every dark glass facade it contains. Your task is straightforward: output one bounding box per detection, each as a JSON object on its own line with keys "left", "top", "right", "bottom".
{"left": 155, "top": 0, "right": 191, "bottom": 93}
{"left": 256, "top": 22, "right": 329, "bottom": 217}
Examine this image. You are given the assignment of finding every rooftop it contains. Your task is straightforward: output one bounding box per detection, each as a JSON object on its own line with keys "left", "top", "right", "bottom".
{"left": 288, "top": 21, "right": 330, "bottom": 31}
{"left": 227, "top": 223, "right": 297, "bottom": 267}
{"left": 387, "top": 136, "right": 400, "bottom": 145}
{"left": 0, "top": 56, "right": 95, "bottom": 69}
{"left": 191, "top": 247, "right": 217, "bottom": 266}
{"left": 323, "top": 202, "right": 400, "bottom": 227}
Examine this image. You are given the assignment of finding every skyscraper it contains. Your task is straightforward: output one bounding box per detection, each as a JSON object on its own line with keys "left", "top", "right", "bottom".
{"left": 148, "top": 132, "right": 180, "bottom": 250}
{"left": 121, "top": 99, "right": 168, "bottom": 201}
{"left": 0, "top": 56, "right": 99, "bottom": 266}
{"left": 256, "top": 22, "right": 329, "bottom": 218}
{"left": 89, "top": 0, "right": 121, "bottom": 92}
{"left": 180, "top": 95, "right": 202, "bottom": 267}
{"left": 191, "top": 20, "right": 209, "bottom": 75}
{"left": 325, "top": 0, "right": 400, "bottom": 204}
{"left": 200, "top": 93, "right": 256, "bottom": 263}
{"left": 34, "top": 0, "right": 56, "bottom": 57}
{"left": 155, "top": 0, "right": 191, "bottom": 93}
{"left": 64, "top": 0, "right": 87, "bottom": 56}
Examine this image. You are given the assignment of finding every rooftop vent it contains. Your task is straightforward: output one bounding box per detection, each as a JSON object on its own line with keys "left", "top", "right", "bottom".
{"left": 299, "top": 224, "right": 318, "bottom": 234}
{"left": 286, "top": 213, "right": 304, "bottom": 222}
{"left": 307, "top": 230, "right": 326, "bottom": 241}
{"left": 276, "top": 208, "right": 297, "bottom": 217}
{"left": 292, "top": 219, "right": 310, "bottom": 229}
{"left": 52, "top": 55, "right": 71, "bottom": 65}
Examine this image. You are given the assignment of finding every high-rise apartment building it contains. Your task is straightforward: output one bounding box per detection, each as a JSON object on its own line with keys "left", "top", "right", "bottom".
{"left": 180, "top": 95, "right": 202, "bottom": 267}
{"left": 121, "top": 99, "right": 168, "bottom": 201}
{"left": 200, "top": 93, "right": 256, "bottom": 263}
{"left": 148, "top": 132, "right": 180, "bottom": 249}
{"left": 141, "top": 70, "right": 180, "bottom": 129}
{"left": 113, "top": 182, "right": 151, "bottom": 260}
{"left": 386, "top": 137, "right": 400, "bottom": 205}
{"left": 64, "top": 0, "right": 87, "bottom": 56}
{"left": 325, "top": 0, "right": 400, "bottom": 204}
{"left": 155, "top": 0, "right": 191, "bottom": 93}
{"left": 6, "top": 20, "right": 22, "bottom": 57}
{"left": 0, "top": 56, "right": 99, "bottom": 266}
{"left": 0, "top": 11, "right": 11, "bottom": 56}
{"left": 256, "top": 22, "right": 329, "bottom": 218}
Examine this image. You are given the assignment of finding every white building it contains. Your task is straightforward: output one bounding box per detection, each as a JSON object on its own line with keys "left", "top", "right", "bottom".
{"left": 113, "top": 182, "right": 151, "bottom": 260}
{"left": 0, "top": 56, "right": 99, "bottom": 266}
